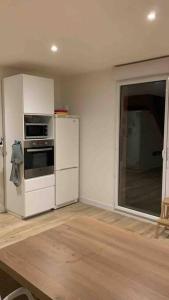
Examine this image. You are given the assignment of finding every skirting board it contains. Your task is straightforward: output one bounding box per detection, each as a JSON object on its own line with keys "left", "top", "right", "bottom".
{"left": 80, "top": 197, "right": 114, "bottom": 211}
{"left": 80, "top": 197, "right": 155, "bottom": 224}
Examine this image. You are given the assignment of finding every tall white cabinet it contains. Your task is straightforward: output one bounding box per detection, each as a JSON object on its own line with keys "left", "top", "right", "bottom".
{"left": 55, "top": 116, "right": 79, "bottom": 207}
{"left": 3, "top": 74, "right": 55, "bottom": 218}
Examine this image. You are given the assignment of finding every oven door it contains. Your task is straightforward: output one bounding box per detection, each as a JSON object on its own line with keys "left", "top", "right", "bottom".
{"left": 24, "top": 146, "right": 54, "bottom": 179}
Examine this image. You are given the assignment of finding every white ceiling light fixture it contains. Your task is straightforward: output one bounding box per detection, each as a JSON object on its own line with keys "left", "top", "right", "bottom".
{"left": 147, "top": 11, "right": 156, "bottom": 21}
{"left": 51, "top": 45, "right": 58, "bottom": 53}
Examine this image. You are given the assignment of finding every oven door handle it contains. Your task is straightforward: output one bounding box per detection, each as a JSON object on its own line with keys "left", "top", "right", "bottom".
{"left": 26, "top": 148, "right": 53, "bottom": 152}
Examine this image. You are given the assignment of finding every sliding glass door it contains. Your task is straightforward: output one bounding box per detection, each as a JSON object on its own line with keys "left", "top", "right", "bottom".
{"left": 118, "top": 80, "right": 167, "bottom": 217}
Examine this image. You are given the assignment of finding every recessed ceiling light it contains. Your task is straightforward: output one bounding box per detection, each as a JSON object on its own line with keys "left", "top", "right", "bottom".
{"left": 51, "top": 45, "right": 58, "bottom": 53}
{"left": 147, "top": 11, "right": 156, "bottom": 21}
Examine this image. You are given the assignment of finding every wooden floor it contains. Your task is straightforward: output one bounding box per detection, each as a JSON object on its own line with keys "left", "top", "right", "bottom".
{"left": 0, "top": 202, "right": 169, "bottom": 299}
{"left": 0, "top": 202, "right": 169, "bottom": 250}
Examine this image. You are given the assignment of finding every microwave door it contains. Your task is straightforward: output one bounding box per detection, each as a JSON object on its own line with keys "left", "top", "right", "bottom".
{"left": 25, "top": 124, "right": 48, "bottom": 139}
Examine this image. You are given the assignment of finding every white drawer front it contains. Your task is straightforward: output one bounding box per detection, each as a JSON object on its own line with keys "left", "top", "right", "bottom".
{"left": 25, "top": 186, "right": 55, "bottom": 217}
{"left": 25, "top": 175, "right": 55, "bottom": 192}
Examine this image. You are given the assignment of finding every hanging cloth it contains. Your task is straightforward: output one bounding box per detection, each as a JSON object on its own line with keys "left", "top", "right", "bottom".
{"left": 10, "top": 140, "right": 23, "bottom": 187}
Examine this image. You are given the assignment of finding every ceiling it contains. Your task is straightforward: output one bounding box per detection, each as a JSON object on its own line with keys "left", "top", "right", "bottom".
{"left": 0, "top": 0, "right": 169, "bottom": 75}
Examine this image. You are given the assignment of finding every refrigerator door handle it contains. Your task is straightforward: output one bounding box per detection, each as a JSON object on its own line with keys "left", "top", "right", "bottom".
{"left": 56, "top": 167, "right": 78, "bottom": 171}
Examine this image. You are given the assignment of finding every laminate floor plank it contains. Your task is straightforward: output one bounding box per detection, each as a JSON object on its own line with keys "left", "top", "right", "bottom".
{"left": 0, "top": 202, "right": 169, "bottom": 250}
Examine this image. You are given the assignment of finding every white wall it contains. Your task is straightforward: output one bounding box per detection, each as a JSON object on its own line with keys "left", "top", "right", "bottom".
{"left": 61, "top": 70, "right": 115, "bottom": 209}
{"left": 0, "top": 68, "right": 60, "bottom": 211}
{"left": 60, "top": 57, "right": 169, "bottom": 209}
{"left": 0, "top": 67, "right": 20, "bottom": 211}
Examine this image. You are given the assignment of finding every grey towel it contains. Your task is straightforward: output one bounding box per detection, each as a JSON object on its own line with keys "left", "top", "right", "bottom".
{"left": 10, "top": 141, "right": 23, "bottom": 187}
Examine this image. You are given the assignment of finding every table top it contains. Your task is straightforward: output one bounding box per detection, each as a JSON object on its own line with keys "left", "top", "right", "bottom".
{"left": 0, "top": 217, "right": 169, "bottom": 300}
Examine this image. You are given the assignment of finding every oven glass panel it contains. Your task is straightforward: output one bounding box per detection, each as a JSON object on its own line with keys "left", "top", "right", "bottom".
{"left": 33, "top": 152, "right": 48, "bottom": 168}
{"left": 24, "top": 148, "right": 54, "bottom": 170}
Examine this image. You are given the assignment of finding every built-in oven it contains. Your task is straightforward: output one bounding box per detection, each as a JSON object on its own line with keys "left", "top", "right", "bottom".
{"left": 24, "top": 139, "right": 54, "bottom": 179}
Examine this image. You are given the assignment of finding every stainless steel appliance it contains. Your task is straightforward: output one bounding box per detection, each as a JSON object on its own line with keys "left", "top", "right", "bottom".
{"left": 25, "top": 122, "right": 48, "bottom": 139}
{"left": 24, "top": 139, "right": 54, "bottom": 179}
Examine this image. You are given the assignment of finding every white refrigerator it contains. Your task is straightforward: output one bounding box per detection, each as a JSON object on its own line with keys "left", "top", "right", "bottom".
{"left": 55, "top": 116, "right": 79, "bottom": 207}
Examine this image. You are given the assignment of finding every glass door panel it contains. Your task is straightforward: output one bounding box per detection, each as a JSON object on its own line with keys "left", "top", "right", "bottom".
{"left": 118, "top": 80, "right": 166, "bottom": 216}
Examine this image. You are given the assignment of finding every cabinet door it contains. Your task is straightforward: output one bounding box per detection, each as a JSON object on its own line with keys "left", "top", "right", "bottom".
{"left": 55, "top": 118, "right": 79, "bottom": 170}
{"left": 23, "top": 75, "right": 54, "bottom": 115}
{"left": 55, "top": 168, "right": 79, "bottom": 206}
{"left": 25, "top": 186, "right": 55, "bottom": 217}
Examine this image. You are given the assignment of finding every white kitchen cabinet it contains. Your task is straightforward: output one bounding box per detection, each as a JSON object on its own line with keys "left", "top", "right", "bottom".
{"left": 25, "top": 186, "right": 55, "bottom": 217}
{"left": 55, "top": 168, "right": 79, "bottom": 207}
{"left": 3, "top": 74, "right": 55, "bottom": 218}
{"left": 23, "top": 75, "right": 54, "bottom": 115}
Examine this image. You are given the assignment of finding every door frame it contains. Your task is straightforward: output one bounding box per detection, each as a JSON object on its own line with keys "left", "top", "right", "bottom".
{"left": 114, "top": 75, "right": 169, "bottom": 221}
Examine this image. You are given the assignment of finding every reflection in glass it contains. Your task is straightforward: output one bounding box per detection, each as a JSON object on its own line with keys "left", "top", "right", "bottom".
{"left": 118, "top": 81, "right": 166, "bottom": 216}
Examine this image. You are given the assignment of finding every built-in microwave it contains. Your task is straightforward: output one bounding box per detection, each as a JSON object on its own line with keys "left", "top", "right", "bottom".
{"left": 25, "top": 123, "right": 48, "bottom": 139}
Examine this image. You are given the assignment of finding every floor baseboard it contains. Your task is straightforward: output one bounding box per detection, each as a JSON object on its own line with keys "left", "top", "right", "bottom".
{"left": 80, "top": 197, "right": 155, "bottom": 224}
{"left": 80, "top": 197, "right": 114, "bottom": 211}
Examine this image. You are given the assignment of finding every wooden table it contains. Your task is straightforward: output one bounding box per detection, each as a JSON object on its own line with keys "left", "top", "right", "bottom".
{"left": 0, "top": 217, "right": 169, "bottom": 300}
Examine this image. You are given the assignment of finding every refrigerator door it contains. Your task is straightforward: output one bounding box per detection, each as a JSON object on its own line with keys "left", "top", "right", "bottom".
{"left": 55, "top": 168, "right": 79, "bottom": 206}
{"left": 55, "top": 117, "right": 79, "bottom": 170}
